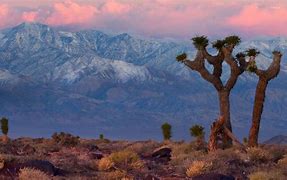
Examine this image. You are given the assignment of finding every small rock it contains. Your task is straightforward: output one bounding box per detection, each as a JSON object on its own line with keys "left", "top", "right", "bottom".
{"left": 89, "top": 151, "right": 104, "bottom": 159}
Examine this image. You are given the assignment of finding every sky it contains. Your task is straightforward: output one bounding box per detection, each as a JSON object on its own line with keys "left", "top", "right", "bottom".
{"left": 0, "top": 0, "right": 287, "bottom": 39}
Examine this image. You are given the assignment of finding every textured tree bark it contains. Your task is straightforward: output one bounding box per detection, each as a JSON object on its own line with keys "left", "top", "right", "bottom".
{"left": 208, "top": 116, "right": 225, "bottom": 152}
{"left": 218, "top": 90, "right": 232, "bottom": 146}
{"left": 248, "top": 78, "right": 268, "bottom": 147}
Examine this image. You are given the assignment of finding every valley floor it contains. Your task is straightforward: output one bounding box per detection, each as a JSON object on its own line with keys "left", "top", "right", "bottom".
{"left": 0, "top": 135, "right": 286, "bottom": 179}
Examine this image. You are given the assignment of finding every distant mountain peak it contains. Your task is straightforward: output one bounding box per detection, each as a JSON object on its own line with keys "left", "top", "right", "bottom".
{"left": 263, "top": 135, "right": 287, "bottom": 145}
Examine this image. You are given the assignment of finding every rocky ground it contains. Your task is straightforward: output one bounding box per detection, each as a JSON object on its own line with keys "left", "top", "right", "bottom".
{"left": 0, "top": 133, "right": 286, "bottom": 180}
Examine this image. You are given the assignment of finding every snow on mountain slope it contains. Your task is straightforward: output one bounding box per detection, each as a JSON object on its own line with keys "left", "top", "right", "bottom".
{"left": 52, "top": 56, "right": 152, "bottom": 83}
{"left": 1, "top": 22, "right": 286, "bottom": 84}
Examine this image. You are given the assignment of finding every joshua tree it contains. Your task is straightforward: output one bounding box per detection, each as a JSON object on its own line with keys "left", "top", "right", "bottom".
{"left": 247, "top": 50, "right": 282, "bottom": 147}
{"left": 190, "top": 125, "right": 205, "bottom": 146}
{"left": 177, "top": 35, "right": 248, "bottom": 145}
{"left": 161, "top": 122, "right": 172, "bottom": 141}
{"left": 1, "top": 117, "right": 9, "bottom": 142}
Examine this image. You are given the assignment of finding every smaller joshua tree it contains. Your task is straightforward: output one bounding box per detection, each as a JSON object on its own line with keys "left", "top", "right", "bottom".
{"left": 190, "top": 125, "right": 205, "bottom": 148}
{"left": 161, "top": 123, "right": 172, "bottom": 141}
{"left": 1, "top": 117, "right": 9, "bottom": 143}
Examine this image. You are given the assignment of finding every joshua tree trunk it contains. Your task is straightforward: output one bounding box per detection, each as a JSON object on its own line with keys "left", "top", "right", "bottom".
{"left": 248, "top": 78, "right": 268, "bottom": 146}
{"left": 248, "top": 51, "right": 282, "bottom": 147}
{"left": 218, "top": 90, "right": 232, "bottom": 146}
{"left": 218, "top": 90, "right": 231, "bottom": 131}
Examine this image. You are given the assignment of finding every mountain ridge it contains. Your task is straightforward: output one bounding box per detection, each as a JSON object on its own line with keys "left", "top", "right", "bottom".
{"left": 0, "top": 22, "right": 286, "bottom": 141}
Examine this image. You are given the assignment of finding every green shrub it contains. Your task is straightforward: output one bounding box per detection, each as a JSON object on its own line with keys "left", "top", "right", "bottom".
{"left": 51, "top": 132, "right": 80, "bottom": 147}
{"left": 161, "top": 123, "right": 172, "bottom": 141}
{"left": 99, "top": 134, "right": 104, "bottom": 140}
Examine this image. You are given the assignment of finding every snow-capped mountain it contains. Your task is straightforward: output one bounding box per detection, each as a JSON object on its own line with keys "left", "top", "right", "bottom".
{"left": 0, "top": 22, "right": 286, "bottom": 141}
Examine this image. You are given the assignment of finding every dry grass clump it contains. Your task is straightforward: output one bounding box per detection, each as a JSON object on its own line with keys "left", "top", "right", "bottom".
{"left": 105, "top": 170, "right": 128, "bottom": 180}
{"left": 170, "top": 142, "right": 206, "bottom": 173}
{"left": 247, "top": 147, "right": 271, "bottom": 162}
{"left": 109, "top": 150, "right": 144, "bottom": 170}
{"left": 18, "top": 168, "right": 50, "bottom": 180}
{"left": 186, "top": 160, "right": 212, "bottom": 177}
{"left": 248, "top": 170, "right": 286, "bottom": 180}
{"left": 98, "top": 157, "right": 114, "bottom": 171}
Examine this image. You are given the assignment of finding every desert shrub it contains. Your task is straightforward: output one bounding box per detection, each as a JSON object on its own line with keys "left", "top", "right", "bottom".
{"left": 52, "top": 132, "right": 80, "bottom": 147}
{"left": 248, "top": 170, "right": 285, "bottom": 180}
{"left": 247, "top": 147, "right": 271, "bottom": 162}
{"left": 186, "top": 160, "right": 212, "bottom": 177}
{"left": 98, "top": 157, "right": 114, "bottom": 171}
{"left": 18, "top": 168, "right": 50, "bottom": 180}
{"left": 161, "top": 123, "right": 172, "bottom": 140}
{"left": 278, "top": 155, "right": 287, "bottom": 167}
{"left": 109, "top": 150, "right": 144, "bottom": 170}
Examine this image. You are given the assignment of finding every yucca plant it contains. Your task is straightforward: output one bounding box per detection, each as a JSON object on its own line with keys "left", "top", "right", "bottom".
{"left": 212, "top": 40, "right": 225, "bottom": 50}
{"left": 191, "top": 36, "right": 209, "bottom": 49}
{"left": 246, "top": 48, "right": 260, "bottom": 73}
{"left": 246, "top": 48, "right": 260, "bottom": 57}
{"left": 224, "top": 35, "right": 241, "bottom": 46}
{"left": 176, "top": 53, "right": 187, "bottom": 62}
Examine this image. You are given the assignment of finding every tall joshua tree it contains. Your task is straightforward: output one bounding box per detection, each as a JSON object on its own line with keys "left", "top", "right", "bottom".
{"left": 177, "top": 36, "right": 248, "bottom": 145}
{"left": 247, "top": 50, "right": 282, "bottom": 147}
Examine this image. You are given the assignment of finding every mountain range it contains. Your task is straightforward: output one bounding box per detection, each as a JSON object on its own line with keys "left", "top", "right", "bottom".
{"left": 0, "top": 22, "right": 286, "bottom": 141}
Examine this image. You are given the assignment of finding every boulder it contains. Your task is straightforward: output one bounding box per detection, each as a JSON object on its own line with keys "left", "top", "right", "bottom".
{"left": 22, "top": 160, "right": 57, "bottom": 175}
{"left": 0, "top": 160, "right": 58, "bottom": 178}
{"left": 151, "top": 147, "right": 172, "bottom": 163}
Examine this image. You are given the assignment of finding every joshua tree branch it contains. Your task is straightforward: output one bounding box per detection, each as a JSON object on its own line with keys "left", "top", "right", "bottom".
{"left": 202, "top": 49, "right": 224, "bottom": 78}
{"left": 223, "top": 48, "right": 246, "bottom": 91}
{"left": 183, "top": 51, "right": 223, "bottom": 91}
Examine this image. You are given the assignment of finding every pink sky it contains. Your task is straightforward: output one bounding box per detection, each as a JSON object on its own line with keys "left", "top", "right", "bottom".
{"left": 0, "top": 0, "right": 286, "bottom": 38}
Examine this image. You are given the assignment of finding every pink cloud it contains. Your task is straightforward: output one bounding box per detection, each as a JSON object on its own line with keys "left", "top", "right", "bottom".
{"left": 22, "top": 11, "right": 38, "bottom": 22}
{"left": 101, "top": 0, "right": 131, "bottom": 15}
{"left": 228, "top": 4, "right": 287, "bottom": 35}
{"left": 1, "top": 0, "right": 287, "bottom": 38}
{"left": 0, "top": 4, "right": 9, "bottom": 28}
{"left": 46, "top": 0, "right": 98, "bottom": 26}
